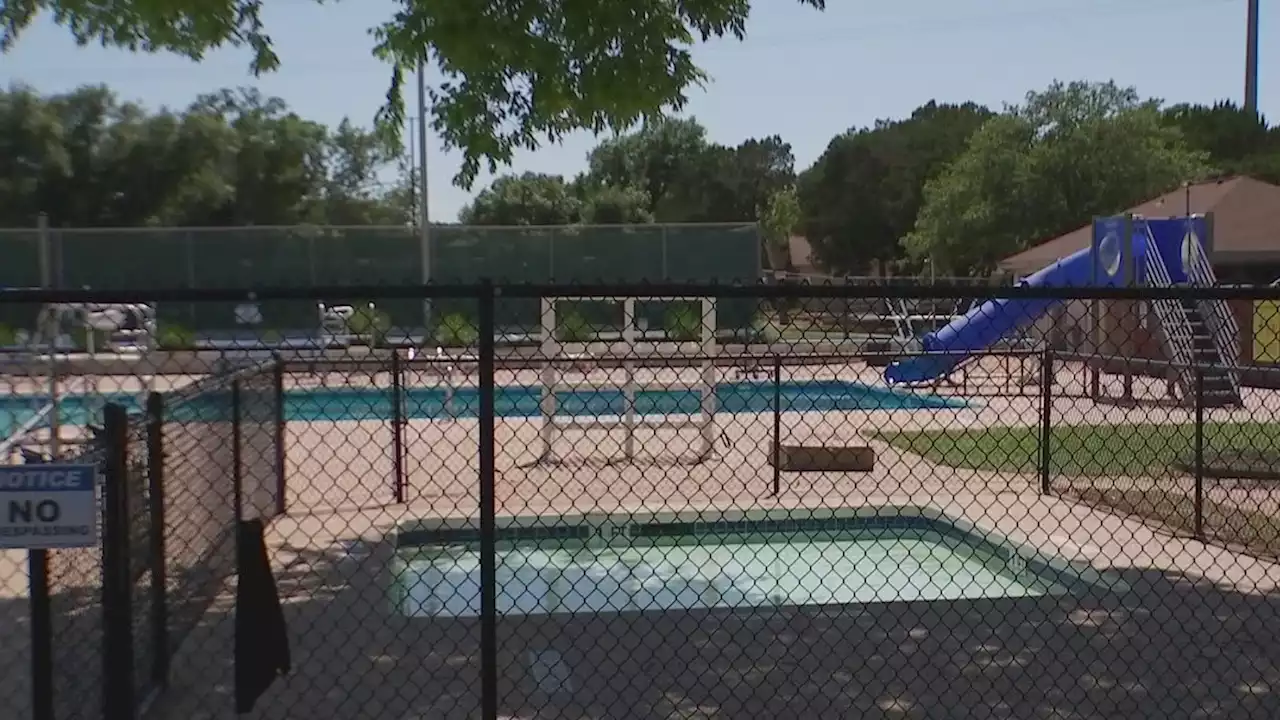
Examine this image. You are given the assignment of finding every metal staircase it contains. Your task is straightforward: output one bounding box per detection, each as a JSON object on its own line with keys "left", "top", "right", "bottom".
{"left": 1142, "top": 233, "right": 1242, "bottom": 407}
{"left": 1182, "top": 231, "right": 1244, "bottom": 405}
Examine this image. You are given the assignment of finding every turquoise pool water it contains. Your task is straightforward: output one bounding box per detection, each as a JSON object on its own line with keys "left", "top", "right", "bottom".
{"left": 1, "top": 380, "right": 961, "bottom": 433}
{"left": 393, "top": 517, "right": 1065, "bottom": 618}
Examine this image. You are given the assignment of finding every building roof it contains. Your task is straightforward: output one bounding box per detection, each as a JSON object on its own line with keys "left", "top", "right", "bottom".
{"left": 997, "top": 176, "right": 1280, "bottom": 274}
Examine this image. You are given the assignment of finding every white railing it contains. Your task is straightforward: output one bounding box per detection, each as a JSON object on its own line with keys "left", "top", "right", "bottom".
{"left": 888, "top": 298, "right": 916, "bottom": 340}
{"left": 535, "top": 296, "right": 718, "bottom": 464}
{"left": 1144, "top": 247, "right": 1199, "bottom": 397}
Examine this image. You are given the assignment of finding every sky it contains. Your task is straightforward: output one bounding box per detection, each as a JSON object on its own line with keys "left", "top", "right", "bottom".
{"left": 1, "top": 0, "right": 1274, "bottom": 222}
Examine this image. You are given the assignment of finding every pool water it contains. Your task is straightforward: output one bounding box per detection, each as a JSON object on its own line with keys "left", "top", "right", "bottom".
{"left": 393, "top": 528, "right": 1062, "bottom": 618}
{"left": 1, "top": 380, "right": 961, "bottom": 433}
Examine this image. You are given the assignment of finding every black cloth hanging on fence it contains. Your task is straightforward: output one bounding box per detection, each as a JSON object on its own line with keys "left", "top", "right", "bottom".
{"left": 235, "top": 518, "right": 292, "bottom": 714}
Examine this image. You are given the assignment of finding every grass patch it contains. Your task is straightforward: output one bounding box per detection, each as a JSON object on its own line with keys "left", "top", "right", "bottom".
{"left": 879, "top": 421, "right": 1280, "bottom": 558}
{"left": 876, "top": 422, "right": 1280, "bottom": 477}
{"left": 1059, "top": 485, "right": 1280, "bottom": 558}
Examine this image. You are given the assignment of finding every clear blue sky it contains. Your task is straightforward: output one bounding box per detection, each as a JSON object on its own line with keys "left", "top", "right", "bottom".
{"left": 2, "top": 0, "right": 1272, "bottom": 222}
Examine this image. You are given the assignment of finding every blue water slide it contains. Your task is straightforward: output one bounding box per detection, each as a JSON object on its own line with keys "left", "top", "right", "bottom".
{"left": 883, "top": 234, "right": 1147, "bottom": 385}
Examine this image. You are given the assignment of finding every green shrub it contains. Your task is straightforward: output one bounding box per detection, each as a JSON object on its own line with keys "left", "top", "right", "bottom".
{"left": 157, "top": 324, "right": 196, "bottom": 350}
{"left": 0, "top": 323, "right": 15, "bottom": 347}
{"left": 435, "top": 313, "right": 479, "bottom": 347}
{"left": 348, "top": 304, "right": 392, "bottom": 345}
{"left": 558, "top": 309, "right": 594, "bottom": 343}
{"left": 259, "top": 328, "right": 283, "bottom": 345}
{"left": 664, "top": 302, "right": 702, "bottom": 342}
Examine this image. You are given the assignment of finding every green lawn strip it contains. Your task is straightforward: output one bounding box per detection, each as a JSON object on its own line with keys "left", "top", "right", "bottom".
{"left": 875, "top": 421, "right": 1280, "bottom": 558}
{"left": 874, "top": 422, "right": 1280, "bottom": 476}
{"left": 1057, "top": 484, "right": 1280, "bottom": 558}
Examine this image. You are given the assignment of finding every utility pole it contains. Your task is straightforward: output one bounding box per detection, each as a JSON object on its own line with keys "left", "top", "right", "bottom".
{"left": 416, "top": 58, "right": 432, "bottom": 330}
{"left": 1245, "top": 0, "right": 1260, "bottom": 119}
{"left": 407, "top": 116, "right": 418, "bottom": 226}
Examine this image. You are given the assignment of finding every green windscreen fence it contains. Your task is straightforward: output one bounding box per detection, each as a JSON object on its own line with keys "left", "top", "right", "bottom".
{"left": 0, "top": 230, "right": 43, "bottom": 329}
{"left": 2, "top": 223, "right": 760, "bottom": 334}
{"left": 428, "top": 224, "right": 760, "bottom": 334}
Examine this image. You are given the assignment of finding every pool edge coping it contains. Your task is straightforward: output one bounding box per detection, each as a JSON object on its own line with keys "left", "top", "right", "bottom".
{"left": 392, "top": 505, "right": 1129, "bottom": 597}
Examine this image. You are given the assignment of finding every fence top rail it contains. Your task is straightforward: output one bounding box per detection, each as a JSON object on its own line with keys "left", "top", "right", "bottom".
{"left": 5, "top": 282, "right": 1280, "bottom": 304}
{"left": 281, "top": 347, "right": 1049, "bottom": 369}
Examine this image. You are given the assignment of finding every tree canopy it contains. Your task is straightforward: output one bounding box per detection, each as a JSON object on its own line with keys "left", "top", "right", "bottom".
{"left": 0, "top": 0, "right": 825, "bottom": 188}
{"left": 903, "top": 81, "right": 1213, "bottom": 275}
{"left": 0, "top": 83, "right": 412, "bottom": 228}
{"left": 5, "top": 77, "right": 1279, "bottom": 280}
{"left": 458, "top": 117, "right": 797, "bottom": 229}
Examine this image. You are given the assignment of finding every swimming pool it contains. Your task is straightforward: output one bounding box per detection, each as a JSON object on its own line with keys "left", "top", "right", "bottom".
{"left": 391, "top": 508, "right": 1113, "bottom": 618}
{"left": 0, "top": 380, "right": 962, "bottom": 432}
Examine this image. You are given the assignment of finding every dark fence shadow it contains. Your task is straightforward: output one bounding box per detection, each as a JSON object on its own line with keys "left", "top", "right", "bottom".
{"left": 0, "top": 579, "right": 32, "bottom": 720}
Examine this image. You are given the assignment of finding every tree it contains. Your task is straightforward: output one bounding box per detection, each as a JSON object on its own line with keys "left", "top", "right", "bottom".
{"left": 313, "top": 119, "right": 408, "bottom": 225}
{"left": 0, "top": 83, "right": 408, "bottom": 227}
{"left": 692, "top": 136, "right": 796, "bottom": 223}
{"left": 585, "top": 118, "right": 710, "bottom": 219}
{"left": 1163, "top": 101, "right": 1280, "bottom": 184}
{"left": 759, "top": 185, "right": 801, "bottom": 263}
{"left": 2, "top": 0, "right": 826, "bottom": 188}
{"left": 758, "top": 185, "right": 802, "bottom": 322}
{"left": 903, "top": 81, "right": 1212, "bottom": 276}
{"left": 579, "top": 185, "right": 653, "bottom": 224}
{"left": 581, "top": 118, "right": 795, "bottom": 223}
{"left": 459, "top": 173, "right": 583, "bottom": 225}
{"left": 797, "top": 101, "right": 993, "bottom": 275}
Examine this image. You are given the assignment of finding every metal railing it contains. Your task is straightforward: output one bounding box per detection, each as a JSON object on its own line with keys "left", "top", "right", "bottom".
{"left": 1185, "top": 231, "right": 1244, "bottom": 397}
{"left": 1143, "top": 246, "right": 1199, "bottom": 398}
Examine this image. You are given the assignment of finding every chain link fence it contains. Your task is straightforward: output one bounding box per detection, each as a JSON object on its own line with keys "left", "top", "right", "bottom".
{"left": 3, "top": 282, "right": 1280, "bottom": 718}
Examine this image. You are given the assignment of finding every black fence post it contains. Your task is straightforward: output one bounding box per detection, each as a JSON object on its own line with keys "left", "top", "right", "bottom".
{"left": 1194, "top": 368, "right": 1205, "bottom": 540}
{"left": 772, "top": 354, "right": 782, "bottom": 497}
{"left": 145, "top": 391, "right": 169, "bottom": 691}
{"left": 1039, "top": 348, "right": 1054, "bottom": 495}
{"left": 231, "top": 380, "right": 244, "bottom": 523}
{"left": 272, "top": 357, "right": 287, "bottom": 516}
{"left": 102, "top": 402, "right": 136, "bottom": 720}
{"left": 28, "top": 548, "right": 53, "bottom": 720}
{"left": 391, "top": 350, "right": 406, "bottom": 504}
{"left": 477, "top": 282, "right": 498, "bottom": 720}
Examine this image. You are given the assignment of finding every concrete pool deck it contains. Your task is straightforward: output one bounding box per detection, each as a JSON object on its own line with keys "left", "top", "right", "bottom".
{"left": 7, "top": 359, "right": 1280, "bottom": 718}
{"left": 143, "top": 362, "right": 1280, "bottom": 719}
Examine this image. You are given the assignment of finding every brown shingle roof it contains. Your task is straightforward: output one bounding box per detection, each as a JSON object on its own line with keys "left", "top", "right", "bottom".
{"left": 997, "top": 176, "right": 1280, "bottom": 274}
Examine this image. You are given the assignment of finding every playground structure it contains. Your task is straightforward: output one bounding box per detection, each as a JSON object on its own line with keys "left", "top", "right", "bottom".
{"left": 884, "top": 215, "right": 1242, "bottom": 407}
{"left": 533, "top": 296, "right": 719, "bottom": 464}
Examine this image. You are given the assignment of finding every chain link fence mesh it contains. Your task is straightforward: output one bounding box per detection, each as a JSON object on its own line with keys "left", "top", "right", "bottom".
{"left": 2, "top": 283, "right": 1280, "bottom": 718}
